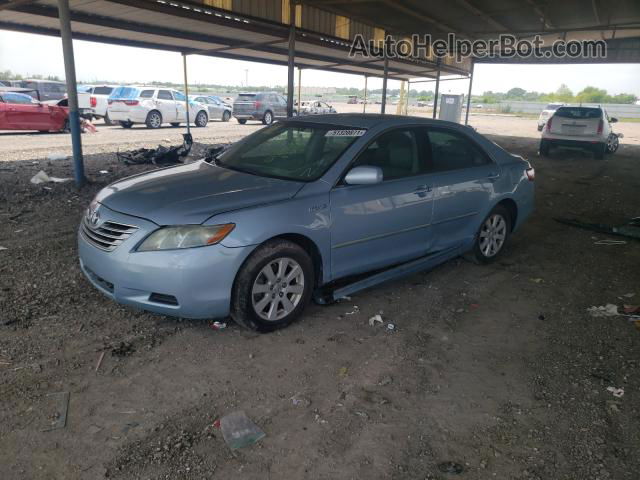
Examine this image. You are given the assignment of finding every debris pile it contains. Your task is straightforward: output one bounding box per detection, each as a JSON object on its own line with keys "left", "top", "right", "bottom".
{"left": 117, "top": 133, "right": 193, "bottom": 165}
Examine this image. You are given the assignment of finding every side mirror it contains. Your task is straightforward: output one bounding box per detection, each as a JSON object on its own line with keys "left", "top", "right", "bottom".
{"left": 610, "top": 117, "right": 618, "bottom": 123}
{"left": 344, "top": 166, "right": 383, "bottom": 185}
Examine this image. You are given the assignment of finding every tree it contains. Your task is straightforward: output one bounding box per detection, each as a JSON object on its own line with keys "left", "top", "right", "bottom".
{"left": 506, "top": 87, "right": 526, "bottom": 98}
{"left": 554, "top": 84, "right": 574, "bottom": 102}
{"left": 575, "top": 86, "right": 608, "bottom": 104}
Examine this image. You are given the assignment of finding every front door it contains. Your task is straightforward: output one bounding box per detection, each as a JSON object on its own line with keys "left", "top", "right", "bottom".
{"left": 329, "top": 128, "right": 435, "bottom": 280}
{"left": 4, "top": 94, "right": 51, "bottom": 130}
{"left": 424, "top": 127, "right": 498, "bottom": 251}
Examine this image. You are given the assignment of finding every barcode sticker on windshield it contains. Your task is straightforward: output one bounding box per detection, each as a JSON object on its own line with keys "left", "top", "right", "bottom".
{"left": 325, "top": 129, "right": 366, "bottom": 137}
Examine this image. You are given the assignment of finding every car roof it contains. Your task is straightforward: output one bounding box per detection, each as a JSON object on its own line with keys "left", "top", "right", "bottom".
{"left": 280, "top": 113, "right": 466, "bottom": 129}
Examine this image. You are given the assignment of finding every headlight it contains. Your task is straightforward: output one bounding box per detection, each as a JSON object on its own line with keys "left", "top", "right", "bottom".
{"left": 137, "top": 224, "right": 235, "bottom": 251}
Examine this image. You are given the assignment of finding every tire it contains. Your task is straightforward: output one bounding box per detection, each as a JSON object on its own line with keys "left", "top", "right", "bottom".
{"left": 170, "top": 122, "right": 180, "bottom": 127}
{"left": 145, "top": 110, "right": 162, "bottom": 129}
{"left": 465, "top": 204, "right": 512, "bottom": 265}
{"left": 103, "top": 113, "right": 113, "bottom": 126}
{"left": 262, "top": 110, "right": 273, "bottom": 125}
{"left": 594, "top": 143, "right": 606, "bottom": 160}
{"left": 537, "top": 124, "right": 543, "bottom": 132}
{"left": 237, "top": 118, "right": 247, "bottom": 124}
{"left": 62, "top": 119, "right": 70, "bottom": 133}
{"left": 195, "top": 110, "right": 208, "bottom": 127}
{"left": 606, "top": 134, "right": 619, "bottom": 154}
{"left": 539, "top": 139, "right": 550, "bottom": 156}
{"left": 119, "top": 121, "right": 133, "bottom": 129}
{"left": 231, "top": 240, "right": 314, "bottom": 332}
{"left": 222, "top": 110, "right": 231, "bottom": 122}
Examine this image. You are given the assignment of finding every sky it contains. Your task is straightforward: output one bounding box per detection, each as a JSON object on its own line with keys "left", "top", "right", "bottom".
{"left": 1, "top": 30, "right": 640, "bottom": 96}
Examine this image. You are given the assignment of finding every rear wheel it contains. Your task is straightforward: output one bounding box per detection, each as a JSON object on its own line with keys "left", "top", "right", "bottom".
{"left": 262, "top": 110, "right": 273, "bottom": 125}
{"left": 222, "top": 110, "right": 231, "bottom": 122}
{"left": 594, "top": 143, "right": 606, "bottom": 160}
{"left": 237, "top": 118, "right": 247, "bottom": 124}
{"left": 145, "top": 110, "right": 162, "bottom": 129}
{"left": 119, "top": 121, "right": 133, "bottom": 129}
{"left": 606, "top": 134, "right": 619, "bottom": 154}
{"left": 231, "top": 240, "right": 314, "bottom": 332}
{"left": 465, "top": 205, "right": 511, "bottom": 264}
{"left": 539, "top": 139, "right": 550, "bottom": 156}
{"left": 195, "top": 110, "right": 208, "bottom": 127}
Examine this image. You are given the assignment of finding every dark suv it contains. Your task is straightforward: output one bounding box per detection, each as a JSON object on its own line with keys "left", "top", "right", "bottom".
{"left": 233, "top": 92, "right": 296, "bottom": 125}
{"left": 19, "top": 80, "right": 67, "bottom": 101}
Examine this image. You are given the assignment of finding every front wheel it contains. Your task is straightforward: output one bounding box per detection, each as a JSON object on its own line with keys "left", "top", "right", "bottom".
{"left": 195, "top": 111, "right": 208, "bottom": 127}
{"left": 222, "top": 110, "right": 231, "bottom": 122}
{"left": 231, "top": 240, "right": 314, "bottom": 332}
{"left": 465, "top": 205, "right": 511, "bottom": 264}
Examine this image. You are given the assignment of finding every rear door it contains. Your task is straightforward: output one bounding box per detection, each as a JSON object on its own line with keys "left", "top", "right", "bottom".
{"left": 156, "top": 89, "right": 177, "bottom": 123}
{"left": 330, "top": 127, "right": 436, "bottom": 279}
{"left": 173, "top": 91, "right": 188, "bottom": 122}
{"left": 424, "top": 127, "right": 498, "bottom": 251}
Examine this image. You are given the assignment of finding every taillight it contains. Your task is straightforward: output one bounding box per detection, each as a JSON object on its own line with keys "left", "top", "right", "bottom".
{"left": 597, "top": 119, "right": 603, "bottom": 134}
{"left": 546, "top": 117, "right": 552, "bottom": 132}
{"left": 124, "top": 100, "right": 139, "bottom": 106}
{"left": 254, "top": 101, "right": 261, "bottom": 109}
{"left": 90, "top": 96, "right": 97, "bottom": 107}
{"left": 526, "top": 167, "right": 535, "bottom": 181}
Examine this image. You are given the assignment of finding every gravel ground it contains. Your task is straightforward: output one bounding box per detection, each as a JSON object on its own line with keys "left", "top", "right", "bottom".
{"left": 0, "top": 115, "right": 639, "bottom": 480}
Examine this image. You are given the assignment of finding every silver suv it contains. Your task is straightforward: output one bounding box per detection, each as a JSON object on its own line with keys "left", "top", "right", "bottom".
{"left": 233, "top": 92, "right": 296, "bottom": 125}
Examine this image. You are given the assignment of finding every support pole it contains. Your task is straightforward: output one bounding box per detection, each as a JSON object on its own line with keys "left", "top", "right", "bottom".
{"left": 182, "top": 54, "right": 191, "bottom": 135}
{"left": 297, "top": 67, "right": 302, "bottom": 113}
{"left": 286, "top": 1, "right": 296, "bottom": 117}
{"left": 57, "top": 0, "right": 84, "bottom": 187}
{"left": 381, "top": 54, "right": 388, "bottom": 114}
{"left": 363, "top": 75, "right": 368, "bottom": 113}
{"left": 406, "top": 79, "right": 410, "bottom": 115}
{"left": 432, "top": 61, "right": 441, "bottom": 119}
{"left": 465, "top": 59, "right": 475, "bottom": 126}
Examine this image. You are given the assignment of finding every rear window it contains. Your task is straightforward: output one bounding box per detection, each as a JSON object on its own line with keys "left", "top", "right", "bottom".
{"left": 554, "top": 107, "right": 602, "bottom": 119}
{"left": 93, "top": 86, "right": 113, "bottom": 95}
{"left": 237, "top": 94, "right": 256, "bottom": 100}
{"left": 545, "top": 104, "right": 562, "bottom": 110}
{"left": 109, "top": 86, "right": 140, "bottom": 100}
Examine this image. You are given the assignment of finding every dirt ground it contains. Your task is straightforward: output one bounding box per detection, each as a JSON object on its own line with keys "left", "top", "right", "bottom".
{"left": 0, "top": 114, "right": 639, "bottom": 480}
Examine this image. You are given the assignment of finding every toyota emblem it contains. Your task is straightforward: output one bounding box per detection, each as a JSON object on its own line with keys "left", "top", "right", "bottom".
{"left": 88, "top": 208, "right": 100, "bottom": 227}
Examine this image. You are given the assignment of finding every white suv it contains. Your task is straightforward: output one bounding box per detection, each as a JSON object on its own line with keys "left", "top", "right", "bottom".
{"left": 107, "top": 86, "right": 208, "bottom": 129}
{"left": 540, "top": 106, "right": 621, "bottom": 159}
{"left": 537, "top": 103, "right": 564, "bottom": 131}
{"left": 80, "top": 85, "right": 116, "bottom": 125}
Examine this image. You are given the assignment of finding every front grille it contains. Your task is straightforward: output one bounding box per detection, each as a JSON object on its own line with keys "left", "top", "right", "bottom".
{"left": 81, "top": 217, "right": 138, "bottom": 252}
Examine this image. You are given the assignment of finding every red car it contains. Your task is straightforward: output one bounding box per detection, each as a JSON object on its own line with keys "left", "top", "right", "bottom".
{"left": 0, "top": 87, "right": 69, "bottom": 132}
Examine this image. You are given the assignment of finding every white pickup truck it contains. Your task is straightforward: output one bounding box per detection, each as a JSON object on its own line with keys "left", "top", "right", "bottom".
{"left": 79, "top": 85, "right": 116, "bottom": 124}
{"left": 43, "top": 91, "right": 93, "bottom": 120}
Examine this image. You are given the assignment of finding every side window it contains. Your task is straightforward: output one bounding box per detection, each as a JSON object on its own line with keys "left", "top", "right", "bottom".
{"left": 353, "top": 129, "right": 424, "bottom": 181}
{"left": 139, "top": 90, "right": 154, "bottom": 98}
{"left": 157, "top": 90, "right": 173, "bottom": 100}
{"left": 426, "top": 129, "right": 491, "bottom": 172}
{"left": 173, "top": 91, "right": 186, "bottom": 102}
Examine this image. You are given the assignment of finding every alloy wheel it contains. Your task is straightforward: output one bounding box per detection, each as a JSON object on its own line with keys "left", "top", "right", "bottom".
{"left": 149, "top": 112, "right": 161, "bottom": 128}
{"left": 251, "top": 257, "right": 304, "bottom": 321}
{"left": 478, "top": 214, "right": 507, "bottom": 258}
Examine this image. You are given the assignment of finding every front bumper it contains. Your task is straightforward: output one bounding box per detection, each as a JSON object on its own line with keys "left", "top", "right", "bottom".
{"left": 78, "top": 205, "right": 253, "bottom": 319}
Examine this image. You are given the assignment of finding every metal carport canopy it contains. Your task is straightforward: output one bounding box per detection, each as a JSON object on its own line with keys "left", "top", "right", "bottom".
{"left": 0, "top": 0, "right": 469, "bottom": 80}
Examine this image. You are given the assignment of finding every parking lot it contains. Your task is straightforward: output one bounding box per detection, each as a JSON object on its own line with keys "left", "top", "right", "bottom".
{"left": 1, "top": 112, "right": 639, "bottom": 480}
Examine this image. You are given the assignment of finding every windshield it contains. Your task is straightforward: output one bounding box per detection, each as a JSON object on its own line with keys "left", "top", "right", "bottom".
{"left": 216, "top": 123, "right": 364, "bottom": 182}
{"left": 554, "top": 107, "right": 602, "bottom": 119}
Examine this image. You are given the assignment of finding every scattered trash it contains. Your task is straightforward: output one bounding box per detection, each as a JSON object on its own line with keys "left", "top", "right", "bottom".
{"left": 595, "top": 239, "right": 627, "bottom": 245}
{"left": 345, "top": 306, "right": 360, "bottom": 315}
{"left": 219, "top": 411, "right": 265, "bottom": 449}
{"left": 111, "top": 342, "right": 135, "bottom": 357}
{"left": 438, "top": 461, "right": 464, "bottom": 475}
{"left": 338, "top": 296, "right": 351, "bottom": 301}
{"left": 386, "top": 323, "right": 396, "bottom": 332}
{"left": 621, "top": 293, "right": 636, "bottom": 298}
{"left": 117, "top": 133, "right": 192, "bottom": 165}
{"left": 338, "top": 366, "right": 348, "bottom": 377}
{"left": 607, "top": 386, "right": 624, "bottom": 398}
{"left": 47, "top": 153, "right": 68, "bottom": 161}
{"left": 368, "top": 314, "right": 383, "bottom": 326}
{"left": 470, "top": 303, "right": 480, "bottom": 309}
{"left": 30, "top": 170, "right": 72, "bottom": 185}
{"left": 0, "top": 246, "right": 7, "bottom": 251}
{"left": 210, "top": 321, "right": 227, "bottom": 331}
{"left": 555, "top": 216, "right": 640, "bottom": 241}
{"left": 314, "top": 413, "right": 328, "bottom": 424}
{"left": 622, "top": 305, "right": 640, "bottom": 315}
{"left": 81, "top": 117, "right": 98, "bottom": 133}
{"left": 378, "top": 376, "right": 393, "bottom": 386}
{"left": 291, "top": 395, "right": 311, "bottom": 407}
{"left": 99, "top": 170, "right": 109, "bottom": 174}
{"left": 43, "top": 392, "right": 70, "bottom": 431}
{"left": 529, "top": 277, "right": 543, "bottom": 284}
{"left": 587, "top": 304, "right": 619, "bottom": 318}
{"left": 538, "top": 314, "right": 546, "bottom": 321}
{"left": 95, "top": 351, "right": 106, "bottom": 373}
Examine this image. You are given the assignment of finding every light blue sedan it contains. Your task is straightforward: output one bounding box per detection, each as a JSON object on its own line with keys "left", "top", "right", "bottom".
{"left": 78, "top": 114, "right": 534, "bottom": 332}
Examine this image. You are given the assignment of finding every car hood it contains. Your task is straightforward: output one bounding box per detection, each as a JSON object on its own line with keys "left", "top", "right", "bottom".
{"left": 96, "top": 161, "right": 304, "bottom": 225}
